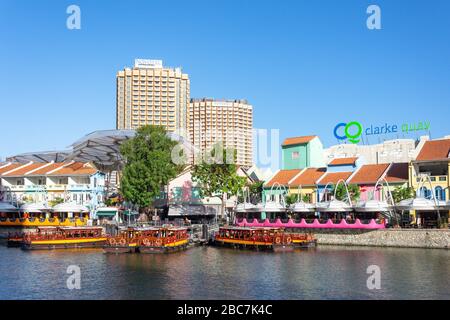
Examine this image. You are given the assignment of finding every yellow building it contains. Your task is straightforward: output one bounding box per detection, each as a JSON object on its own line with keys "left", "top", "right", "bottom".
{"left": 189, "top": 98, "right": 253, "bottom": 167}
{"left": 116, "top": 59, "right": 190, "bottom": 134}
{"left": 409, "top": 138, "right": 450, "bottom": 200}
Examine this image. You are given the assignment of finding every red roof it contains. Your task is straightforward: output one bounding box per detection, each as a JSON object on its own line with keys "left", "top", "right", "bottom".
{"left": 289, "top": 168, "right": 327, "bottom": 186}
{"left": 317, "top": 172, "right": 353, "bottom": 185}
{"left": 0, "top": 163, "right": 23, "bottom": 175}
{"left": 2, "top": 163, "right": 47, "bottom": 176}
{"left": 349, "top": 164, "right": 389, "bottom": 184}
{"left": 384, "top": 163, "right": 409, "bottom": 183}
{"left": 48, "top": 162, "right": 97, "bottom": 176}
{"left": 416, "top": 139, "right": 450, "bottom": 161}
{"left": 265, "top": 169, "right": 302, "bottom": 187}
{"left": 282, "top": 135, "right": 317, "bottom": 147}
{"left": 329, "top": 157, "right": 358, "bottom": 166}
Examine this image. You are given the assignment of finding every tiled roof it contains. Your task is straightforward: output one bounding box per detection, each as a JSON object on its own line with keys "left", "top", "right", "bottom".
{"left": 416, "top": 139, "right": 450, "bottom": 161}
{"left": 329, "top": 157, "right": 358, "bottom": 166}
{"left": 349, "top": 164, "right": 389, "bottom": 184}
{"left": 265, "top": 169, "right": 302, "bottom": 187}
{"left": 317, "top": 171, "right": 353, "bottom": 185}
{"left": 289, "top": 167, "right": 327, "bottom": 186}
{"left": 0, "top": 162, "right": 97, "bottom": 177}
{"left": 281, "top": 135, "right": 317, "bottom": 147}
{"left": 28, "top": 163, "right": 65, "bottom": 175}
{"left": 48, "top": 162, "right": 97, "bottom": 175}
{"left": 2, "top": 163, "right": 46, "bottom": 176}
{"left": 384, "top": 162, "right": 409, "bottom": 183}
{"left": 0, "top": 163, "right": 22, "bottom": 175}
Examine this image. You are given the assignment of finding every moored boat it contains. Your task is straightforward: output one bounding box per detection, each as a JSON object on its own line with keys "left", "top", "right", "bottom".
{"left": 103, "top": 226, "right": 190, "bottom": 254}
{"left": 22, "top": 226, "right": 106, "bottom": 250}
{"left": 213, "top": 226, "right": 316, "bottom": 251}
{"left": 103, "top": 227, "right": 141, "bottom": 253}
{"left": 138, "top": 227, "right": 189, "bottom": 254}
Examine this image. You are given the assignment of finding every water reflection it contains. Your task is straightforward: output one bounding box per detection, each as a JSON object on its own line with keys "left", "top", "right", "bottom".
{"left": 0, "top": 244, "right": 449, "bottom": 300}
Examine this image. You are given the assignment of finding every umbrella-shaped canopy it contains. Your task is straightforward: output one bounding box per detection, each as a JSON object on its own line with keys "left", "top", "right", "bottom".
{"left": 396, "top": 198, "right": 439, "bottom": 211}
{"left": 354, "top": 200, "right": 392, "bottom": 212}
{"left": 317, "top": 200, "right": 353, "bottom": 212}
{"left": 235, "top": 202, "right": 264, "bottom": 213}
{"left": 263, "top": 201, "right": 286, "bottom": 212}
{"left": 52, "top": 203, "right": 89, "bottom": 213}
{"left": 289, "top": 202, "right": 316, "bottom": 213}
{"left": 20, "top": 202, "right": 51, "bottom": 213}
{"left": 0, "top": 202, "right": 18, "bottom": 212}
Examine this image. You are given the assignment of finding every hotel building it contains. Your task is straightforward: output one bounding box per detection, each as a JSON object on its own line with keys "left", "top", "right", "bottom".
{"left": 189, "top": 98, "right": 253, "bottom": 167}
{"left": 116, "top": 59, "right": 190, "bottom": 134}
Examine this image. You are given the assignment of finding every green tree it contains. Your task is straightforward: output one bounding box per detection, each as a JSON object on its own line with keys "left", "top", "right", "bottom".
{"left": 119, "top": 125, "right": 181, "bottom": 209}
{"left": 285, "top": 193, "right": 311, "bottom": 205}
{"left": 49, "top": 197, "right": 64, "bottom": 207}
{"left": 332, "top": 183, "right": 360, "bottom": 202}
{"left": 248, "top": 181, "right": 264, "bottom": 203}
{"left": 391, "top": 186, "right": 415, "bottom": 204}
{"left": 192, "top": 144, "right": 246, "bottom": 216}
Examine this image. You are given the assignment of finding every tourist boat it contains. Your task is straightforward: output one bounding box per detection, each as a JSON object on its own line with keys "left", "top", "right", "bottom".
{"left": 103, "top": 226, "right": 145, "bottom": 253}
{"left": 103, "top": 226, "right": 190, "bottom": 254}
{"left": 213, "top": 226, "right": 316, "bottom": 252}
{"left": 138, "top": 227, "right": 189, "bottom": 253}
{"left": 22, "top": 226, "right": 107, "bottom": 250}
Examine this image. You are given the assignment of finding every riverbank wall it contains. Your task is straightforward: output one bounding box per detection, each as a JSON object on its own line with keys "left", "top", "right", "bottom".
{"left": 303, "top": 229, "right": 450, "bottom": 249}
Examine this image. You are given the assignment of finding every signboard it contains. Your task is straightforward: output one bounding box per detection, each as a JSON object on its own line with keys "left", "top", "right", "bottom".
{"left": 134, "top": 59, "right": 163, "bottom": 69}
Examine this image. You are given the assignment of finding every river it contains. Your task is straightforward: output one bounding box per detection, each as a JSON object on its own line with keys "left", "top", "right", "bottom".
{"left": 0, "top": 244, "right": 449, "bottom": 300}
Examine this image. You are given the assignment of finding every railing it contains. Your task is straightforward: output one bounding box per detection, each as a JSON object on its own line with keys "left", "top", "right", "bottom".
{"left": 0, "top": 217, "right": 87, "bottom": 227}
{"left": 235, "top": 218, "right": 386, "bottom": 230}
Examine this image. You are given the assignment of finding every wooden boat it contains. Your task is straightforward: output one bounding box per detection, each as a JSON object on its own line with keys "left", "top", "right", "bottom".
{"left": 22, "top": 226, "right": 106, "bottom": 250}
{"left": 103, "top": 226, "right": 190, "bottom": 254}
{"left": 214, "top": 226, "right": 316, "bottom": 252}
{"left": 7, "top": 227, "right": 57, "bottom": 247}
{"left": 138, "top": 227, "right": 189, "bottom": 254}
{"left": 103, "top": 227, "right": 142, "bottom": 253}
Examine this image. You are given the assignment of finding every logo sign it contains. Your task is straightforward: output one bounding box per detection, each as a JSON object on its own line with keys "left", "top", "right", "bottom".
{"left": 334, "top": 121, "right": 363, "bottom": 144}
{"left": 334, "top": 120, "right": 430, "bottom": 144}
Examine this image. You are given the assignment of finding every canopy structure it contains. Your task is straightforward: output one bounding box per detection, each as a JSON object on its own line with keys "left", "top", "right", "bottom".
{"left": 52, "top": 203, "right": 89, "bottom": 213}
{"left": 95, "top": 207, "right": 119, "bottom": 217}
{"left": 20, "top": 202, "right": 51, "bottom": 213}
{"left": 290, "top": 202, "right": 316, "bottom": 213}
{"left": 7, "top": 150, "right": 70, "bottom": 163}
{"left": 316, "top": 200, "right": 353, "bottom": 212}
{"left": 354, "top": 200, "right": 392, "bottom": 212}
{"left": 0, "top": 202, "right": 19, "bottom": 212}
{"left": 6, "top": 129, "right": 198, "bottom": 172}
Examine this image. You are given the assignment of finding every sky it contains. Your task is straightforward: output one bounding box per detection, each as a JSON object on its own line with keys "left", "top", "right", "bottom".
{"left": 1, "top": 0, "right": 450, "bottom": 168}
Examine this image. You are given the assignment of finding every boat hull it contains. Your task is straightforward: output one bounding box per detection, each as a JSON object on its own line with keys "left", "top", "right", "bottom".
{"left": 103, "top": 246, "right": 137, "bottom": 254}
{"left": 22, "top": 238, "right": 107, "bottom": 250}
{"left": 139, "top": 242, "right": 188, "bottom": 254}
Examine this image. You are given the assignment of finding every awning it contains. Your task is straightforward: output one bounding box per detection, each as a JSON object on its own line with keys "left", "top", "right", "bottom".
{"left": 122, "top": 210, "right": 139, "bottom": 216}
{"left": 96, "top": 210, "right": 117, "bottom": 217}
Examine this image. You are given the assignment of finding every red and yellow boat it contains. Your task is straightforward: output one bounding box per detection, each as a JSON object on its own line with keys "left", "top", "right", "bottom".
{"left": 22, "top": 226, "right": 107, "bottom": 250}
{"left": 214, "top": 227, "right": 316, "bottom": 251}
{"left": 103, "top": 226, "right": 189, "bottom": 254}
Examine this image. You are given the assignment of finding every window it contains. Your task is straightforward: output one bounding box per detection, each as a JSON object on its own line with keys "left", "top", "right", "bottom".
{"left": 292, "top": 151, "right": 299, "bottom": 160}
{"left": 435, "top": 187, "right": 446, "bottom": 201}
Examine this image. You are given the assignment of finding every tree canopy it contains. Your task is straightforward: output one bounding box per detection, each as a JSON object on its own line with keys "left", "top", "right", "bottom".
{"left": 332, "top": 183, "right": 360, "bottom": 202}
{"left": 119, "top": 125, "right": 181, "bottom": 208}
{"left": 192, "top": 144, "right": 246, "bottom": 201}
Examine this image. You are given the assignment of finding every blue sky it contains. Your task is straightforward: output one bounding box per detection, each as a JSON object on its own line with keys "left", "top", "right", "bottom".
{"left": 1, "top": 0, "right": 450, "bottom": 166}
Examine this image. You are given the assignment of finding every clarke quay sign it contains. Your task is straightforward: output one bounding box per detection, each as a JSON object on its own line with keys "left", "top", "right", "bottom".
{"left": 334, "top": 120, "right": 431, "bottom": 144}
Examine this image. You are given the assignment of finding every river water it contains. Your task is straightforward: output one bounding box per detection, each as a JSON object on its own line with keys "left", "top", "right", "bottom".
{"left": 0, "top": 244, "right": 449, "bottom": 300}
